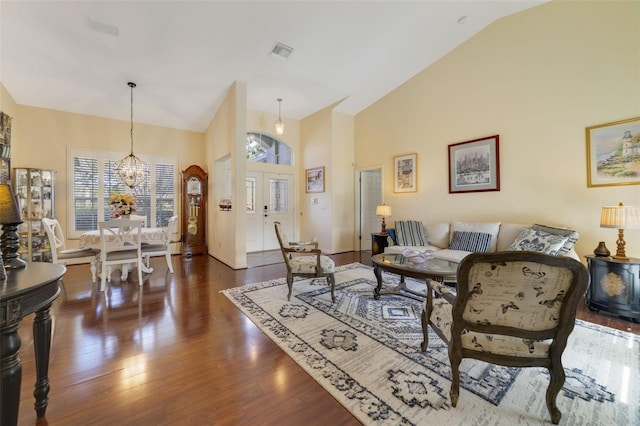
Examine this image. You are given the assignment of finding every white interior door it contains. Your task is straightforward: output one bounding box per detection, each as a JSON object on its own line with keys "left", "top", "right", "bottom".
{"left": 359, "top": 169, "right": 382, "bottom": 250}
{"left": 246, "top": 172, "right": 294, "bottom": 252}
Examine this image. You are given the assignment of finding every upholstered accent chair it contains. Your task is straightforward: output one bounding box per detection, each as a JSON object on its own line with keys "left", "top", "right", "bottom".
{"left": 421, "top": 251, "right": 589, "bottom": 424}
{"left": 274, "top": 221, "right": 336, "bottom": 302}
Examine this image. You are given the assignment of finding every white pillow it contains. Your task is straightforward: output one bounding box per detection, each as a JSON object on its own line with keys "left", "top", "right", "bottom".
{"left": 450, "top": 222, "right": 501, "bottom": 252}
{"left": 508, "top": 228, "right": 568, "bottom": 256}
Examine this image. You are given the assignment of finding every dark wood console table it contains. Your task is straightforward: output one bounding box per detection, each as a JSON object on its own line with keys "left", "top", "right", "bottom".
{"left": 1, "top": 263, "right": 66, "bottom": 426}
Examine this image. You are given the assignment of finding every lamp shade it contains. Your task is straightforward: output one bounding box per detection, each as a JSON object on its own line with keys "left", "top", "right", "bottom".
{"left": 376, "top": 204, "right": 392, "bottom": 217}
{"left": 600, "top": 203, "right": 640, "bottom": 229}
{"left": 0, "top": 184, "right": 22, "bottom": 224}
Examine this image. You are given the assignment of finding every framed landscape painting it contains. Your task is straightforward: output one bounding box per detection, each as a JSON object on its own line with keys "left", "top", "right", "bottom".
{"left": 586, "top": 116, "right": 640, "bottom": 187}
{"left": 306, "top": 166, "right": 325, "bottom": 193}
{"left": 448, "top": 135, "right": 500, "bottom": 194}
{"left": 394, "top": 153, "right": 417, "bottom": 193}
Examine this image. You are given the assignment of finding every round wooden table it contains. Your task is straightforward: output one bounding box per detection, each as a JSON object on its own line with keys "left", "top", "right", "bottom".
{"left": 0, "top": 262, "right": 66, "bottom": 426}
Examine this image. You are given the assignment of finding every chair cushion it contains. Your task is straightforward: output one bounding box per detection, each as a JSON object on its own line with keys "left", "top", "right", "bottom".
{"left": 395, "top": 220, "right": 427, "bottom": 246}
{"left": 448, "top": 231, "right": 492, "bottom": 252}
{"left": 58, "top": 248, "right": 100, "bottom": 259}
{"left": 461, "top": 331, "right": 551, "bottom": 358}
{"left": 141, "top": 243, "right": 166, "bottom": 252}
{"left": 508, "top": 228, "right": 568, "bottom": 255}
{"left": 289, "top": 255, "right": 335, "bottom": 274}
{"left": 105, "top": 249, "right": 140, "bottom": 261}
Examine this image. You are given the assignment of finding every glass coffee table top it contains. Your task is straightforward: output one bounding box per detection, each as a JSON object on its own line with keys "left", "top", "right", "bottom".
{"left": 371, "top": 253, "right": 458, "bottom": 300}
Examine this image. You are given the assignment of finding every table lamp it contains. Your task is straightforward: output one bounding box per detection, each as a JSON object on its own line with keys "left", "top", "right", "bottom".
{"left": 375, "top": 204, "right": 392, "bottom": 235}
{"left": 600, "top": 202, "right": 640, "bottom": 261}
{"left": 0, "top": 183, "right": 27, "bottom": 269}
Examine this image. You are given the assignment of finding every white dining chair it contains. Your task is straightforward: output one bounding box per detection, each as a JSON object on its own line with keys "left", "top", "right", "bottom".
{"left": 141, "top": 215, "right": 178, "bottom": 273}
{"left": 42, "top": 217, "right": 101, "bottom": 282}
{"left": 98, "top": 219, "right": 144, "bottom": 291}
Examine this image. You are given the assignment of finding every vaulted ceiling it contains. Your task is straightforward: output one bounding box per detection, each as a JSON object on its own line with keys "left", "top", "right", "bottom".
{"left": 0, "top": 1, "right": 545, "bottom": 132}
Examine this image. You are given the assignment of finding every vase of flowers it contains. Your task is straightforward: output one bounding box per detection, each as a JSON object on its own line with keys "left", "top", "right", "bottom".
{"left": 109, "top": 193, "right": 138, "bottom": 218}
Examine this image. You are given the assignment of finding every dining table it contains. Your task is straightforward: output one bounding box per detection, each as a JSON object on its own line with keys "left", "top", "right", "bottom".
{"left": 79, "top": 227, "right": 166, "bottom": 249}
{"left": 79, "top": 227, "right": 167, "bottom": 276}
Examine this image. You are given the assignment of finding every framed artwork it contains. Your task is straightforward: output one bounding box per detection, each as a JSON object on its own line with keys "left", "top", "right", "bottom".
{"left": 448, "top": 135, "right": 500, "bottom": 194}
{"left": 306, "top": 166, "right": 325, "bottom": 193}
{"left": 394, "top": 153, "right": 417, "bottom": 193}
{"left": 586, "top": 116, "right": 640, "bottom": 187}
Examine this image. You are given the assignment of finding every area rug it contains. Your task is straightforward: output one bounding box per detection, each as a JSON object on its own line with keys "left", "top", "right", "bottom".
{"left": 222, "top": 263, "right": 639, "bottom": 425}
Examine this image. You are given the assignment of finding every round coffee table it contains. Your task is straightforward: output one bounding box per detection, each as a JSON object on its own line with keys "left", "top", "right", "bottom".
{"left": 371, "top": 253, "right": 458, "bottom": 301}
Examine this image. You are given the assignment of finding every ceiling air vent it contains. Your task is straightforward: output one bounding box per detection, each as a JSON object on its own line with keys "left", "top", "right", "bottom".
{"left": 270, "top": 42, "right": 294, "bottom": 59}
{"left": 87, "top": 15, "right": 120, "bottom": 37}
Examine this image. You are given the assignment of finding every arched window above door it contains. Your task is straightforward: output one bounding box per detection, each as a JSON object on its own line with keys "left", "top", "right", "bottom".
{"left": 246, "top": 132, "right": 292, "bottom": 165}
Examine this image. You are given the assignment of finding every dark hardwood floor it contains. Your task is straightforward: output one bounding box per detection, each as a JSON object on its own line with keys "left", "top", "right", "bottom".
{"left": 14, "top": 252, "right": 638, "bottom": 425}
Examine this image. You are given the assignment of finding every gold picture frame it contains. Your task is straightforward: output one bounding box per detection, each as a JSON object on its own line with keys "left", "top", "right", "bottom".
{"left": 586, "top": 116, "right": 640, "bottom": 187}
{"left": 394, "top": 153, "right": 417, "bottom": 193}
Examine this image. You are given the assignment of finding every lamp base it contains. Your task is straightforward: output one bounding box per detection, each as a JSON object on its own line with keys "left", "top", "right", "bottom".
{"left": 0, "top": 223, "right": 27, "bottom": 270}
{"left": 4, "top": 257, "right": 27, "bottom": 269}
{"left": 380, "top": 217, "right": 387, "bottom": 235}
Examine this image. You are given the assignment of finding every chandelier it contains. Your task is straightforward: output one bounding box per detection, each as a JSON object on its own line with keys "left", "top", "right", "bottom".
{"left": 274, "top": 98, "right": 285, "bottom": 136}
{"left": 114, "top": 82, "right": 147, "bottom": 189}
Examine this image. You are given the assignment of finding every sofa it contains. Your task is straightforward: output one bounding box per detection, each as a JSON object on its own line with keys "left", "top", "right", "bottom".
{"left": 383, "top": 221, "right": 580, "bottom": 262}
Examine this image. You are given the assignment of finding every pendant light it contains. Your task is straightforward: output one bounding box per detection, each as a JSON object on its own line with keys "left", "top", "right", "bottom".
{"left": 114, "top": 82, "right": 147, "bottom": 189}
{"left": 274, "top": 98, "right": 285, "bottom": 136}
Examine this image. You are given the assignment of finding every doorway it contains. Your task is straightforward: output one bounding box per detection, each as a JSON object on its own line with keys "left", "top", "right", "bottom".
{"left": 356, "top": 168, "right": 383, "bottom": 251}
{"left": 246, "top": 171, "right": 294, "bottom": 252}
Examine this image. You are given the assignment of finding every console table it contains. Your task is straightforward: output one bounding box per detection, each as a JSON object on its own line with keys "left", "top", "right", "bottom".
{"left": 585, "top": 255, "right": 640, "bottom": 323}
{"left": 1, "top": 263, "right": 66, "bottom": 426}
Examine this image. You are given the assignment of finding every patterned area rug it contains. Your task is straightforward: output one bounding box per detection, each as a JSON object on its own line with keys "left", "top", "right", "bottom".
{"left": 222, "top": 263, "right": 639, "bottom": 425}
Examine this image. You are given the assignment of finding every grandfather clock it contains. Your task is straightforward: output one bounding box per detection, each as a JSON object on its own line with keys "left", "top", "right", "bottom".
{"left": 181, "top": 165, "right": 207, "bottom": 257}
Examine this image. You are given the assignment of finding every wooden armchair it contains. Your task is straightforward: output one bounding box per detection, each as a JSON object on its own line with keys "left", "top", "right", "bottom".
{"left": 274, "top": 221, "right": 336, "bottom": 303}
{"left": 421, "top": 251, "right": 589, "bottom": 424}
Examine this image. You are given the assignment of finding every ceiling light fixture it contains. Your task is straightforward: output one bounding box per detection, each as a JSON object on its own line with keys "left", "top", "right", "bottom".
{"left": 274, "top": 98, "right": 285, "bottom": 136}
{"left": 114, "top": 82, "right": 147, "bottom": 189}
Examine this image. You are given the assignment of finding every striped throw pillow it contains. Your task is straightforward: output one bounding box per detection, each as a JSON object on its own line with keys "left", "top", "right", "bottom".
{"left": 448, "top": 231, "right": 492, "bottom": 252}
{"left": 394, "top": 221, "right": 427, "bottom": 246}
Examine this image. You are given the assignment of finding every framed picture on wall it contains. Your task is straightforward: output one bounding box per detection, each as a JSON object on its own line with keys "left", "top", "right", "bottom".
{"left": 306, "top": 166, "right": 325, "bottom": 193}
{"left": 586, "top": 116, "right": 640, "bottom": 187}
{"left": 448, "top": 135, "right": 500, "bottom": 193}
{"left": 394, "top": 153, "right": 417, "bottom": 193}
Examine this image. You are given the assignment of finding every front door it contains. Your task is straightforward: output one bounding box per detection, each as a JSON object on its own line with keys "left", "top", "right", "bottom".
{"left": 246, "top": 172, "right": 294, "bottom": 252}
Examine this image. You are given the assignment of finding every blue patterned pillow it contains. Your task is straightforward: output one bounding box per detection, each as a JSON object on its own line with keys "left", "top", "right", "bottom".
{"left": 394, "top": 221, "right": 427, "bottom": 246}
{"left": 531, "top": 224, "right": 579, "bottom": 255}
{"left": 448, "top": 231, "right": 492, "bottom": 252}
{"left": 508, "top": 228, "right": 568, "bottom": 256}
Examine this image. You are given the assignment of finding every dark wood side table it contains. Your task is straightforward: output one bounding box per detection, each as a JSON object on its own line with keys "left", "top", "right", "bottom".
{"left": 371, "top": 233, "right": 389, "bottom": 255}
{"left": 585, "top": 255, "right": 640, "bottom": 323}
{"left": 1, "top": 263, "right": 66, "bottom": 426}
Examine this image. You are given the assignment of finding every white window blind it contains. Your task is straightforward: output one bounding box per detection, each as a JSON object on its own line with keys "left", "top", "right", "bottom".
{"left": 68, "top": 148, "right": 177, "bottom": 238}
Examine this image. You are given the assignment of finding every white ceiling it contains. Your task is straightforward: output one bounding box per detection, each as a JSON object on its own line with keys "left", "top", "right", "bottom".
{"left": 0, "top": 1, "right": 545, "bottom": 132}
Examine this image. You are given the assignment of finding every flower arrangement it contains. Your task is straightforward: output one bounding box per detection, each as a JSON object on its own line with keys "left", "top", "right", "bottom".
{"left": 109, "top": 193, "right": 138, "bottom": 217}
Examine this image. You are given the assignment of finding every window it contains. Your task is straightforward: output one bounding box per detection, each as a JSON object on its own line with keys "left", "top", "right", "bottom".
{"left": 246, "top": 132, "right": 292, "bottom": 165}
{"left": 68, "top": 148, "right": 177, "bottom": 238}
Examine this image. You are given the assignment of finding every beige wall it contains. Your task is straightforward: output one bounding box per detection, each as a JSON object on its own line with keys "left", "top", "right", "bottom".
{"left": 331, "top": 111, "right": 355, "bottom": 253}
{"left": 1, "top": 83, "right": 18, "bottom": 121}
{"left": 1, "top": 89, "right": 205, "bottom": 248}
{"left": 205, "top": 81, "right": 247, "bottom": 268}
{"left": 355, "top": 0, "right": 640, "bottom": 259}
